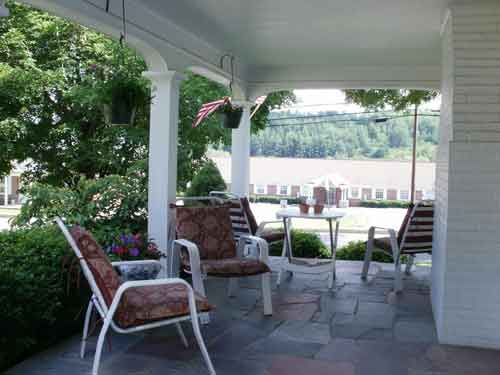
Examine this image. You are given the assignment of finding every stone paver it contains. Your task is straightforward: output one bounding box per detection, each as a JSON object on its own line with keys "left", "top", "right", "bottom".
{"left": 6, "top": 260, "right": 500, "bottom": 375}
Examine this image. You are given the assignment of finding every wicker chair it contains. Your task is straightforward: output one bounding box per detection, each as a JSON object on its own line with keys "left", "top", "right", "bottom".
{"left": 170, "top": 201, "right": 273, "bottom": 318}
{"left": 361, "top": 201, "right": 434, "bottom": 292}
{"left": 55, "top": 217, "right": 216, "bottom": 375}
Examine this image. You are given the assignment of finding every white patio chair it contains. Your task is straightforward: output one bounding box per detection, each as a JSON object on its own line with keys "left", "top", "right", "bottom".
{"left": 55, "top": 217, "right": 216, "bottom": 375}
{"left": 361, "top": 201, "right": 434, "bottom": 292}
{"left": 170, "top": 202, "right": 273, "bottom": 318}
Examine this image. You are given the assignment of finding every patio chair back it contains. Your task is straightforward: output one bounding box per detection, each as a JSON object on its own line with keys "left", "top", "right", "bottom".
{"left": 175, "top": 204, "right": 237, "bottom": 260}
{"left": 209, "top": 192, "right": 258, "bottom": 242}
{"left": 55, "top": 217, "right": 121, "bottom": 312}
{"left": 398, "top": 201, "right": 434, "bottom": 254}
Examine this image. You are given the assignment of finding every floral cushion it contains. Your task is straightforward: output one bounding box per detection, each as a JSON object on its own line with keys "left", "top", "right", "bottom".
{"left": 201, "top": 258, "right": 270, "bottom": 277}
{"left": 180, "top": 256, "right": 270, "bottom": 278}
{"left": 175, "top": 205, "right": 236, "bottom": 260}
{"left": 70, "top": 226, "right": 121, "bottom": 306}
{"left": 115, "top": 283, "right": 213, "bottom": 328}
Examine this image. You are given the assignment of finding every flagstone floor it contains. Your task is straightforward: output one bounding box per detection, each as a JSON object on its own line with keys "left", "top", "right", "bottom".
{"left": 8, "top": 260, "right": 500, "bottom": 375}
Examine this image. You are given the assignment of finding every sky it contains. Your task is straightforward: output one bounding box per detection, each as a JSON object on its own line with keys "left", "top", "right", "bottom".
{"left": 280, "top": 89, "right": 442, "bottom": 113}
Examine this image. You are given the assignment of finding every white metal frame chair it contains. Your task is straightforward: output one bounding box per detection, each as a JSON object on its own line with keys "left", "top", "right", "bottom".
{"left": 55, "top": 217, "right": 216, "bottom": 375}
{"left": 361, "top": 201, "right": 434, "bottom": 292}
{"left": 170, "top": 199, "right": 273, "bottom": 317}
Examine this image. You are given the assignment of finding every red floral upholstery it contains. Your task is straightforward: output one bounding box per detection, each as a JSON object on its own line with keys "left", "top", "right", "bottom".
{"left": 70, "top": 226, "right": 122, "bottom": 306}
{"left": 176, "top": 205, "right": 236, "bottom": 260}
{"left": 71, "top": 226, "right": 213, "bottom": 328}
{"left": 115, "top": 283, "right": 213, "bottom": 328}
{"left": 200, "top": 258, "right": 270, "bottom": 277}
{"left": 175, "top": 204, "right": 271, "bottom": 277}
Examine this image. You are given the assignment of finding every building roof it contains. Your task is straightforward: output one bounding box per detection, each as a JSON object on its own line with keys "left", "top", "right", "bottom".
{"left": 212, "top": 157, "right": 436, "bottom": 192}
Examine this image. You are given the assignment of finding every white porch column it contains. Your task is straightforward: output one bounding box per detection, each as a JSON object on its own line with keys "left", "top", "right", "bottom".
{"left": 3, "top": 176, "right": 8, "bottom": 206}
{"left": 143, "top": 71, "right": 183, "bottom": 267}
{"left": 433, "top": 1, "right": 500, "bottom": 349}
{"left": 230, "top": 102, "right": 252, "bottom": 197}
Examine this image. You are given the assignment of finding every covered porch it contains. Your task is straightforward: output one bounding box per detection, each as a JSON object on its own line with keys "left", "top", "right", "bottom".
{"left": 13, "top": 260, "right": 500, "bottom": 375}
{"left": 18, "top": 0, "right": 500, "bottom": 353}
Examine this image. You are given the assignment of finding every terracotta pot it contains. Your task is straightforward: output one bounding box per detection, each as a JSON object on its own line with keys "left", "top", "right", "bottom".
{"left": 299, "top": 203, "right": 310, "bottom": 214}
{"left": 314, "top": 204, "right": 324, "bottom": 214}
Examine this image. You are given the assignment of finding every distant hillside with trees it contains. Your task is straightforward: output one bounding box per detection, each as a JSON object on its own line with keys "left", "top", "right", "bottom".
{"left": 249, "top": 110, "right": 439, "bottom": 161}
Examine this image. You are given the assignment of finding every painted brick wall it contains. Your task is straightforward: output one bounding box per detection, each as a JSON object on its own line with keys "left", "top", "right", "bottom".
{"left": 434, "top": 1, "right": 500, "bottom": 349}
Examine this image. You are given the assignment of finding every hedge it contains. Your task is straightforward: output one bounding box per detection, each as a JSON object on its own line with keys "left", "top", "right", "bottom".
{"left": 0, "top": 226, "right": 90, "bottom": 371}
{"left": 269, "top": 231, "right": 393, "bottom": 263}
{"left": 360, "top": 200, "right": 410, "bottom": 209}
{"left": 250, "top": 195, "right": 301, "bottom": 205}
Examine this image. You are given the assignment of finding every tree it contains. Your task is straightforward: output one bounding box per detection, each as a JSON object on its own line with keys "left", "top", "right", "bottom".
{"left": 343, "top": 89, "right": 438, "bottom": 112}
{"left": 0, "top": 1, "right": 295, "bottom": 190}
{"left": 185, "top": 160, "right": 226, "bottom": 197}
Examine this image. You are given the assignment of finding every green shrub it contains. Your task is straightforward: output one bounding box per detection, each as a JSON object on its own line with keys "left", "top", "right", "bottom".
{"left": 13, "top": 164, "right": 148, "bottom": 247}
{"left": 0, "top": 226, "right": 90, "bottom": 371}
{"left": 186, "top": 160, "right": 226, "bottom": 197}
{"left": 250, "top": 195, "right": 301, "bottom": 205}
{"left": 336, "top": 240, "right": 394, "bottom": 263}
{"left": 270, "top": 236, "right": 394, "bottom": 264}
{"left": 360, "top": 200, "right": 410, "bottom": 209}
{"left": 269, "top": 230, "right": 330, "bottom": 258}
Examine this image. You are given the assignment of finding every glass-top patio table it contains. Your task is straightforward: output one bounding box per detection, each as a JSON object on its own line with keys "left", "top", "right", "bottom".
{"left": 276, "top": 208, "right": 345, "bottom": 289}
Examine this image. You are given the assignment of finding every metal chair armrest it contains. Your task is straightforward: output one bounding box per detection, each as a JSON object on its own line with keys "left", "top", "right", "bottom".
{"left": 171, "top": 239, "right": 206, "bottom": 297}
{"left": 256, "top": 220, "right": 284, "bottom": 236}
{"left": 238, "top": 234, "right": 270, "bottom": 266}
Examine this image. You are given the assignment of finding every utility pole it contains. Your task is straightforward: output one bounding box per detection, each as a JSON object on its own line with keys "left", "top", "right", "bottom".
{"left": 410, "top": 105, "right": 418, "bottom": 204}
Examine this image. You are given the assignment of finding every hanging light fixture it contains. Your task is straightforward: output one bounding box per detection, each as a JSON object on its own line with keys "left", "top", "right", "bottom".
{"left": 0, "top": 0, "right": 10, "bottom": 17}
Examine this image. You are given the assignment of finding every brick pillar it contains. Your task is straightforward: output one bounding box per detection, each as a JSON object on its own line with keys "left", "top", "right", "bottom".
{"left": 433, "top": 1, "right": 500, "bottom": 349}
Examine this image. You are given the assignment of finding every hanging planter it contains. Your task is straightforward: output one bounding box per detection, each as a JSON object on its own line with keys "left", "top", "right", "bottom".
{"left": 102, "top": 71, "right": 150, "bottom": 127}
{"left": 218, "top": 101, "right": 243, "bottom": 129}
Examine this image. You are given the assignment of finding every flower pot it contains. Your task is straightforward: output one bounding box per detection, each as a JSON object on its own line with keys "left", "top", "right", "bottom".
{"left": 314, "top": 204, "right": 324, "bottom": 214}
{"left": 104, "top": 88, "right": 137, "bottom": 126}
{"left": 220, "top": 107, "right": 243, "bottom": 129}
{"left": 299, "top": 203, "right": 310, "bottom": 214}
{"left": 115, "top": 261, "right": 161, "bottom": 281}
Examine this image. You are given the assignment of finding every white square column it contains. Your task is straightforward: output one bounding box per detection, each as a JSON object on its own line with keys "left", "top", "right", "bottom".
{"left": 230, "top": 102, "right": 252, "bottom": 197}
{"left": 433, "top": 1, "right": 500, "bottom": 349}
{"left": 143, "top": 71, "right": 183, "bottom": 267}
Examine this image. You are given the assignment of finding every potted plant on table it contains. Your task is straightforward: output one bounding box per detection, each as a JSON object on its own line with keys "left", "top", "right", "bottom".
{"left": 107, "top": 233, "right": 163, "bottom": 281}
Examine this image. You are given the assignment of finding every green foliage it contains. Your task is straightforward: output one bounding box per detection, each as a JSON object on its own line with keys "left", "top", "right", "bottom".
{"left": 343, "top": 89, "right": 438, "bottom": 112}
{"left": 360, "top": 200, "right": 411, "bottom": 209}
{"left": 0, "top": 2, "right": 295, "bottom": 187}
{"left": 250, "top": 195, "right": 301, "bottom": 205}
{"left": 0, "top": 226, "right": 90, "bottom": 370}
{"left": 336, "top": 240, "right": 393, "bottom": 263}
{"left": 250, "top": 110, "right": 439, "bottom": 161}
{"left": 269, "top": 230, "right": 330, "bottom": 258}
{"left": 13, "top": 163, "right": 148, "bottom": 246}
{"left": 185, "top": 160, "right": 226, "bottom": 197}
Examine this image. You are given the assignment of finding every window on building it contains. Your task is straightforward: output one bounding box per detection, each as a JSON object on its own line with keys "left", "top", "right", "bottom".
{"left": 255, "top": 185, "right": 266, "bottom": 195}
{"left": 375, "top": 189, "right": 385, "bottom": 200}
{"left": 399, "top": 190, "right": 409, "bottom": 201}
{"left": 350, "top": 187, "right": 360, "bottom": 199}
{"left": 279, "top": 185, "right": 289, "bottom": 196}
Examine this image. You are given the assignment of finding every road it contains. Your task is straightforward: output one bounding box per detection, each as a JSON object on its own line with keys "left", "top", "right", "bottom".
{"left": 0, "top": 216, "right": 10, "bottom": 231}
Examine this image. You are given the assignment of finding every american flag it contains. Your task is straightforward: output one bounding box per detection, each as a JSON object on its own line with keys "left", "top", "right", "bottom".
{"left": 192, "top": 97, "right": 229, "bottom": 128}
{"left": 192, "top": 95, "right": 268, "bottom": 128}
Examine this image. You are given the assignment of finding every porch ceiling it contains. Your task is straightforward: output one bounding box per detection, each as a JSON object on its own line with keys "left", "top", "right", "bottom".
{"left": 24, "top": 0, "right": 448, "bottom": 94}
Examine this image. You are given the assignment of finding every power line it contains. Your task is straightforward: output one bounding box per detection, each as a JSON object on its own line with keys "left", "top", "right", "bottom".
{"left": 266, "top": 114, "right": 440, "bottom": 128}
{"left": 268, "top": 110, "right": 440, "bottom": 123}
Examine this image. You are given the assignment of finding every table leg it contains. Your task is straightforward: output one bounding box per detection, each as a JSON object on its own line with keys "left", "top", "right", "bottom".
{"left": 328, "top": 219, "right": 340, "bottom": 289}
{"left": 277, "top": 217, "right": 291, "bottom": 286}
